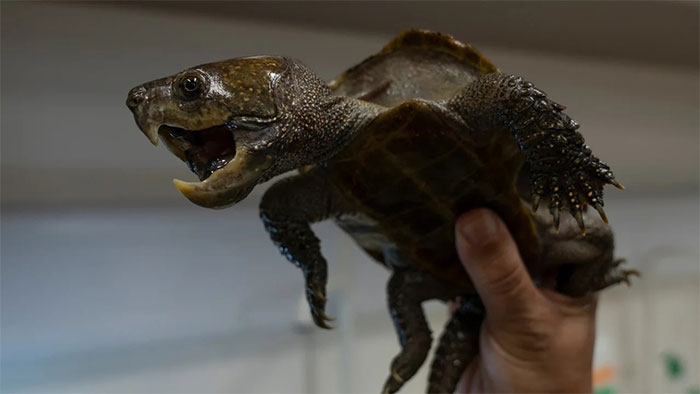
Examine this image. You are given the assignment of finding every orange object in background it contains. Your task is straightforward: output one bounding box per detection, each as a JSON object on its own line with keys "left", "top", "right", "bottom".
{"left": 593, "top": 365, "right": 616, "bottom": 386}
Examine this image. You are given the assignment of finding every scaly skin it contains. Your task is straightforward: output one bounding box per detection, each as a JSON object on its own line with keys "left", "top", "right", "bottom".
{"left": 382, "top": 265, "right": 464, "bottom": 394}
{"left": 259, "top": 168, "right": 348, "bottom": 329}
{"left": 427, "top": 296, "right": 484, "bottom": 394}
{"left": 126, "top": 30, "right": 630, "bottom": 394}
{"left": 448, "top": 73, "right": 622, "bottom": 233}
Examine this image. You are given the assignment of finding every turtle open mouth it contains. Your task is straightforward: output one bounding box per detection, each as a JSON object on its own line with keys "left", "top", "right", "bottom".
{"left": 158, "top": 123, "right": 236, "bottom": 181}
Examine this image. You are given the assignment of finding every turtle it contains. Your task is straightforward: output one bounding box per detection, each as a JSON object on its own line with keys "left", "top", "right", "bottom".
{"left": 125, "top": 29, "right": 635, "bottom": 393}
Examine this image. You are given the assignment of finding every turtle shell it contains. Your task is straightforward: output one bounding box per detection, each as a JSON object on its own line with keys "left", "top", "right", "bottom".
{"left": 329, "top": 29, "right": 498, "bottom": 106}
{"left": 327, "top": 30, "right": 540, "bottom": 288}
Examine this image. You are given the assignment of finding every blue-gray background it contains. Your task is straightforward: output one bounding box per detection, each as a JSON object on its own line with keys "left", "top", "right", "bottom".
{"left": 2, "top": 2, "right": 698, "bottom": 392}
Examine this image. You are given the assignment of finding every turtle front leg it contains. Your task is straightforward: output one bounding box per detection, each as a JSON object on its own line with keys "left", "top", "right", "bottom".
{"left": 449, "top": 73, "right": 622, "bottom": 233}
{"left": 260, "top": 168, "right": 344, "bottom": 329}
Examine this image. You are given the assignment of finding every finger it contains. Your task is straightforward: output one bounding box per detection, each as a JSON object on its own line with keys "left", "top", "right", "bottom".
{"left": 455, "top": 209, "right": 539, "bottom": 319}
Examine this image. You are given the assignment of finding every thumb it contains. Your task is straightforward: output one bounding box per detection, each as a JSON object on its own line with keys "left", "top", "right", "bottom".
{"left": 455, "top": 209, "right": 539, "bottom": 320}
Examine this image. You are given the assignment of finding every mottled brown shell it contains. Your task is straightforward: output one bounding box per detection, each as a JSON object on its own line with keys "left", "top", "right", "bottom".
{"left": 328, "top": 101, "right": 539, "bottom": 287}
{"left": 327, "top": 30, "right": 539, "bottom": 287}
{"left": 329, "top": 29, "right": 498, "bottom": 106}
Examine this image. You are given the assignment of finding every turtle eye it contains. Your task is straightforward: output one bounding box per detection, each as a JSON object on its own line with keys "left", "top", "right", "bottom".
{"left": 175, "top": 71, "right": 207, "bottom": 100}
{"left": 184, "top": 77, "right": 199, "bottom": 93}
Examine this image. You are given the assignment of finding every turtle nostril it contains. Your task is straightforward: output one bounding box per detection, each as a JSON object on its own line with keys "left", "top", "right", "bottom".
{"left": 126, "top": 87, "right": 147, "bottom": 109}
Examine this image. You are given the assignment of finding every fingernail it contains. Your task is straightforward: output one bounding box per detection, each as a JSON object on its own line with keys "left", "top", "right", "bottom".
{"left": 459, "top": 210, "right": 501, "bottom": 246}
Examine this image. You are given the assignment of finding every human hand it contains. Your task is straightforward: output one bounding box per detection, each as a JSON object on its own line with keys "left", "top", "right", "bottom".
{"left": 454, "top": 208, "right": 597, "bottom": 393}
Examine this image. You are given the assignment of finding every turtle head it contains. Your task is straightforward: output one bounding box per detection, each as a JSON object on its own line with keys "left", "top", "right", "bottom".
{"left": 126, "top": 56, "right": 338, "bottom": 208}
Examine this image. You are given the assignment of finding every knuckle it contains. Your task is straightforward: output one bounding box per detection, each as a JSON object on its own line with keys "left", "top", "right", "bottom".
{"left": 486, "top": 310, "right": 555, "bottom": 360}
{"left": 502, "top": 308, "right": 555, "bottom": 354}
{"left": 480, "top": 246, "right": 529, "bottom": 298}
{"left": 484, "top": 259, "right": 525, "bottom": 296}
{"left": 516, "top": 317, "right": 554, "bottom": 353}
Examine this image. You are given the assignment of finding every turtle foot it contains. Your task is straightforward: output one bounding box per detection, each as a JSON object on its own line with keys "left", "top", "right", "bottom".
{"left": 497, "top": 75, "right": 621, "bottom": 234}
{"left": 557, "top": 258, "right": 638, "bottom": 297}
{"left": 530, "top": 154, "right": 620, "bottom": 235}
{"left": 593, "top": 259, "right": 640, "bottom": 291}
{"left": 381, "top": 370, "right": 406, "bottom": 394}
{"left": 307, "top": 284, "right": 334, "bottom": 329}
{"left": 427, "top": 297, "right": 483, "bottom": 394}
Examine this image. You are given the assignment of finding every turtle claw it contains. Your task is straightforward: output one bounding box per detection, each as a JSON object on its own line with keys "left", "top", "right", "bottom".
{"left": 531, "top": 194, "right": 541, "bottom": 212}
{"left": 610, "top": 179, "right": 625, "bottom": 190}
{"left": 381, "top": 372, "right": 404, "bottom": 394}
{"left": 310, "top": 300, "right": 334, "bottom": 329}
{"left": 583, "top": 258, "right": 640, "bottom": 291}
{"left": 552, "top": 206, "right": 560, "bottom": 232}
{"left": 307, "top": 285, "right": 333, "bottom": 329}
{"left": 533, "top": 162, "right": 620, "bottom": 232}
{"left": 621, "top": 271, "right": 636, "bottom": 287}
{"left": 611, "top": 260, "right": 640, "bottom": 287}
{"left": 312, "top": 311, "right": 334, "bottom": 329}
{"left": 593, "top": 203, "right": 608, "bottom": 224}
{"left": 381, "top": 369, "right": 407, "bottom": 394}
{"left": 612, "top": 257, "right": 626, "bottom": 268}
{"left": 315, "top": 320, "right": 334, "bottom": 330}
{"left": 574, "top": 210, "right": 585, "bottom": 236}
{"left": 312, "top": 289, "right": 326, "bottom": 302}
{"left": 599, "top": 266, "right": 640, "bottom": 290}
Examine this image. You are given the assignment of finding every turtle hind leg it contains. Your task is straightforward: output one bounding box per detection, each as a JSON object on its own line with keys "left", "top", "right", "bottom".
{"left": 557, "top": 258, "right": 639, "bottom": 297}
{"left": 427, "top": 296, "right": 484, "bottom": 394}
{"left": 382, "top": 266, "right": 461, "bottom": 394}
{"left": 382, "top": 269, "right": 433, "bottom": 394}
{"left": 602, "top": 258, "right": 639, "bottom": 286}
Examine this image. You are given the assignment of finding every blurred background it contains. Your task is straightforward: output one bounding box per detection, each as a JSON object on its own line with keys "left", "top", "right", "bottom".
{"left": 2, "top": 1, "right": 698, "bottom": 393}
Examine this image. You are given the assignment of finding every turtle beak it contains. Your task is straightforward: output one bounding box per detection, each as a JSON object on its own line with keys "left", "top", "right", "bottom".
{"left": 126, "top": 80, "right": 174, "bottom": 146}
{"left": 172, "top": 147, "right": 274, "bottom": 208}
{"left": 138, "top": 121, "right": 160, "bottom": 146}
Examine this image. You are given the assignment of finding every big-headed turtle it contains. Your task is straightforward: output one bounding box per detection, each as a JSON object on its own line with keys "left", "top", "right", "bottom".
{"left": 126, "top": 30, "right": 634, "bottom": 393}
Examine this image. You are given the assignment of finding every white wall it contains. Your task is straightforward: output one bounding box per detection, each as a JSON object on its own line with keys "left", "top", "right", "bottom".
{"left": 2, "top": 195, "right": 698, "bottom": 393}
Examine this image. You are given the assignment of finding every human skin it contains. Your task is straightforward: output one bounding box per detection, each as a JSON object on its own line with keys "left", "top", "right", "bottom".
{"left": 455, "top": 209, "right": 596, "bottom": 393}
